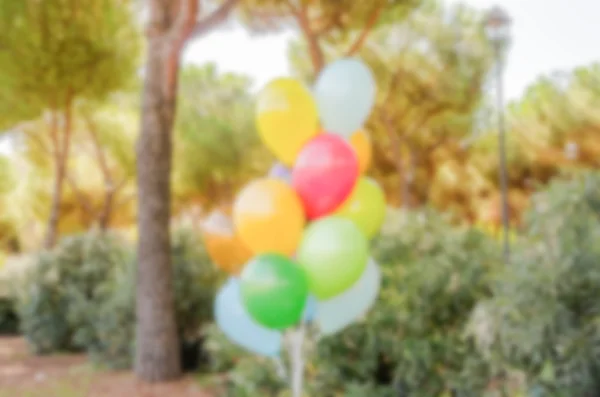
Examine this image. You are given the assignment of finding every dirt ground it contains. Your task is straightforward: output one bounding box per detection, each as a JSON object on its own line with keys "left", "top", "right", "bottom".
{"left": 0, "top": 337, "right": 215, "bottom": 397}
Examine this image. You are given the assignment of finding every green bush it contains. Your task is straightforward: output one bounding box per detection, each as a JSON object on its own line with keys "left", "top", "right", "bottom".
{"left": 0, "top": 296, "right": 19, "bottom": 335}
{"left": 83, "top": 228, "right": 221, "bottom": 369}
{"left": 16, "top": 232, "right": 130, "bottom": 354}
{"left": 206, "top": 208, "right": 502, "bottom": 396}
{"left": 16, "top": 228, "right": 221, "bottom": 370}
{"left": 472, "top": 172, "right": 600, "bottom": 396}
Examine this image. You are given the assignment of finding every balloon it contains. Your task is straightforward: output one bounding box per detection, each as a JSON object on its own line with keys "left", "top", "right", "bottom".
{"left": 268, "top": 162, "right": 292, "bottom": 184}
{"left": 241, "top": 253, "right": 309, "bottom": 329}
{"left": 335, "top": 177, "right": 386, "bottom": 239}
{"left": 349, "top": 129, "right": 372, "bottom": 173}
{"left": 316, "top": 258, "right": 381, "bottom": 335}
{"left": 233, "top": 178, "right": 305, "bottom": 256}
{"left": 302, "top": 295, "right": 318, "bottom": 323}
{"left": 314, "top": 58, "right": 376, "bottom": 137}
{"left": 292, "top": 135, "right": 359, "bottom": 220}
{"left": 215, "top": 278, "right": 282, "bottom": 356}
{"left": 200, "top": 210, "right": 253, "bottom": 274}
{"left": 297, "top": 217, "right": 368, "bottom": 299}
{"left": 256, "top": 78, "right": 320, "bottom": 165}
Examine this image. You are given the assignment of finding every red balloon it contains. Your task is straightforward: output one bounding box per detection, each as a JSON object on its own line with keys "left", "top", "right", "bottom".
{"left": 292, "top": 134, "right": 359, "bottom": 220}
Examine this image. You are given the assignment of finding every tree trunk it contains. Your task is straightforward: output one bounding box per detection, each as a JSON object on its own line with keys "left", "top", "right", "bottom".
{"left": 294, "top": 4, "right": 325, "bottom": 75}
{"left": 134, "top": 0, "right": 182, "bottom": 382}
{"left": 44, "top": 104, "right": 72, "bottom": 249}
{"left": 134, "top": 0, "right": 242, "bottom": 382}
{"left": 97, "top": 191, "right": 115, "bottom": 230}
{"left": 401, "top": 148, "right": 417, "bottom": 208}
{"left": 84, "top": 111, "right": 117, "bottom": 231}
{"left": 382, "top": 114, "right": 412, "bottom": 208}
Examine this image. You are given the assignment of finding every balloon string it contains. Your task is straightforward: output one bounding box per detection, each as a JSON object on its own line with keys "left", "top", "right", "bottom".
{"left": 290, "top": 324, "right": 306, "bottom": 397}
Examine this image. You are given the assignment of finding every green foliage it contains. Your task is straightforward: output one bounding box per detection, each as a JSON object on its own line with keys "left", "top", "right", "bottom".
{"left": 0, "top": 297, "right": 19, "bottom": 335}
{"left": 472, "top": 172, "right": 600, "bottom": 396}
{"left": 171, "top": 228, "right": 222, "bottom": 341}
{"left": 310, "top": 209, "right": 501, "bottom": 396}
{"left": 240, "top": 0, "right": 420, "bottom": 38}
{"left": 86, "top": 228, "right": 220, "bottom": 369}
{"left": 173, "top": 65, "right": 270, "bottom": 208}
{"left": 16, "top": 232, "right": 130, "bottom": 354}
{"left": 206, "top": 209, "right": 502, "bottom": 396}
{"left": 16, "top": 228, "right": 221, "bottom": 369}
{"left": 0, "top": 0, "right": 141, "bottom": 126}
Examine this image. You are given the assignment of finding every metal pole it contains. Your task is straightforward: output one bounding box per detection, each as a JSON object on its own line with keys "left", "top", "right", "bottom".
{"left": 495, "top": 43, "right": 510, "bottom": 263}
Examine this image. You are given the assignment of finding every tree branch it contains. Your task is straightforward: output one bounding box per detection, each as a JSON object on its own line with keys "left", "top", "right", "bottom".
{"left": 191, "top": 0, "right": 240, "bottom": 39}
{"left": 48, "top": 111, "right": 60, "bottom": 159}
{"left": 82, "top": 112, "right": 114, "bottom": 189}
{"left": 345, "top": 4, "right": 384, "bottom": 56}
{"left": 65, "top": 173, "right": 96, "bottom": 219}
{"left": 288, "top": 1, "right": 325, "bottom": 75}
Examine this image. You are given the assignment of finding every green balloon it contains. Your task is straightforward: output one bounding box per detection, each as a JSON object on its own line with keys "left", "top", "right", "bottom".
{"left": 240, "top": 253, "right": 308, "bottom": 330}
{"left": 297, "top": 217, "right": 368, "bottom": 300}
{"left": 335, "top": 177, "right": 386, "bottom": 239}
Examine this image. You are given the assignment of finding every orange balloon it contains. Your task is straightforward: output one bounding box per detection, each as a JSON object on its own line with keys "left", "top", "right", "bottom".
{"left": 233, "top": 178, "right": 305, "bottom": 256}
{"left": 201, "top": 210, "right": 253, "bottom": 275}
{"left": 349, "top": 129, "right": 372, "bottom": 173}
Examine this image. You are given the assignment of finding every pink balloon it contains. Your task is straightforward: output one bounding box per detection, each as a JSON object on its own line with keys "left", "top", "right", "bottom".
{"left": 292, "top": 134, "right": 359, "bottom": 220}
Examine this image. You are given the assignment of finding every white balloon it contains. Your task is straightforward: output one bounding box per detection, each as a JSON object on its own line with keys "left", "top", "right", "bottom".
{"left": 313, "top": 58, "right": 377, "bottom": 137}
{"left": 315, "top": 258, "right": 381, "bottom": 335}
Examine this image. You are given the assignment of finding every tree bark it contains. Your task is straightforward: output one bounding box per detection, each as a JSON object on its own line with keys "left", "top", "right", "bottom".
{"left": 345, "top": 4, "right": 384, "bottom": 56}
{"left": 292, "top": 3, "right": 325, "bottom": 74}
{"left": 83, "top": 113, "right": 121, "bottom": 230}
{"left": 135, "top": 0, "right": 239, "bottom": 382}
{"left": 401, "top": 147, "right": 417, "bottom": 208}
{"left": 44, "top": 101, "right": 72, "bottom": 249}
{"left": 135, "top": 0, "right": 182, "bottom": 382}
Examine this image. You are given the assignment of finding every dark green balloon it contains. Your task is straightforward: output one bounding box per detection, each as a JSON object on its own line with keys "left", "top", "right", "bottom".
{"left": 240, "top": 253, "right": 309, "bottom": 330}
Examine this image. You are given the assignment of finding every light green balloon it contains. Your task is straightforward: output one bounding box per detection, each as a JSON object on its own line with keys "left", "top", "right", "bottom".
{"left": 335, "top": 177, "right": 386, "bottom": 239}
{"left": 297, "top": 217, "right": 368, "bottom": 299}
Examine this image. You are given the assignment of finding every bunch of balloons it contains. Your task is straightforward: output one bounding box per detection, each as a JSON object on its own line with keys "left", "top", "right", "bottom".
{"left": 213, "top": 58, "right": 385, "bottom": 364}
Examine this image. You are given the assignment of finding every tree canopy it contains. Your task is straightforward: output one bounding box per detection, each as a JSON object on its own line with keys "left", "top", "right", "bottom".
{"left": 173, "top": 64, "right": 271, "bottom": 211}
{"left": 0, "top": 0, "right": 596, "bottom": 248}
{"left": 0, "top": 0, "right": 141, "bottom": 120}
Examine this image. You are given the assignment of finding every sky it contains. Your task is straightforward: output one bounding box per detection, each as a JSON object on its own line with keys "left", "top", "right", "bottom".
{"left": 184, "top": 0, "right": 600, "bottom": 100}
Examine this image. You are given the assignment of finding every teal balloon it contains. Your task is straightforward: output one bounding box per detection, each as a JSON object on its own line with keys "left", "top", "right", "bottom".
{"left": 313, "top": 58, "right": 376, "bottom": 137}
{"left": 297, "top": 216, "right": 368, "bottom": 299}
{"left": 214, "top": 278, "right": 282, "bottom": 356}
{"left": 315, "top": 258, "right": 381, "bottom": 335}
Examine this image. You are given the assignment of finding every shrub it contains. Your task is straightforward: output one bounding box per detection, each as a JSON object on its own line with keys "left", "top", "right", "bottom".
{"left": 80, "top": 227, "right": 221, "bottom": 369}
{"left": 16, "top": 232, "right": 130, "bottom": 354}
{"left": 206, "top": 208, "right": 502, "bottom": 396}
{"left": 472, "top": 172, "right": 600, "bottom": 396}
{"left": 16, "top": 228, "right": 221, "bottom": 370}
{"left": 0, "top": 296, "right": 19, "bottom": 335}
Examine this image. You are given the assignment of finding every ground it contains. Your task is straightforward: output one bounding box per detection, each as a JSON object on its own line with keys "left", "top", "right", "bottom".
{"left": 0, "top": 337, "right": 215, "bottom": 397}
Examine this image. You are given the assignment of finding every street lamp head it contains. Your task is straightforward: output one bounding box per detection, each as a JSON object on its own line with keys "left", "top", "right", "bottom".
{"left": 484, "top": 6, "right": 511, "bottom": 44}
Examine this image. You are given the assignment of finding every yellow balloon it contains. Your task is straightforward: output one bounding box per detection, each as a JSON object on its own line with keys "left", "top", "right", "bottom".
{"left": 233, "top": 178, "right": 306, "bottom": 256}
{"left": 200, "top": 210, "right": 253, "bottom": 275}
{"left": 256, "top": 78, "right": 320, "bottom": 165}
{"left": 349, "top": 129, "right": 372, "bottom": 173}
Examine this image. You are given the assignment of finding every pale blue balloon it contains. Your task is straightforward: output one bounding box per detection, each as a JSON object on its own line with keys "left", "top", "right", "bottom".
{"left": 302, "top": 295, "right": 318, "bottom": 323}
{"left": 315, "top": 258, "right": 381, "bottom": 335}
{"left": 214, "top": 277, "right": 283, "bottom": 357}
{"left": 313, "top": 58, "right": 376, "bottom": 137}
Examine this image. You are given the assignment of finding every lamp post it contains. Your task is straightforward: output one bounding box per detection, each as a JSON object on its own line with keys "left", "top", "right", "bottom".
{"left": 485, "top": 6, "right": 511, "bottom": 263}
